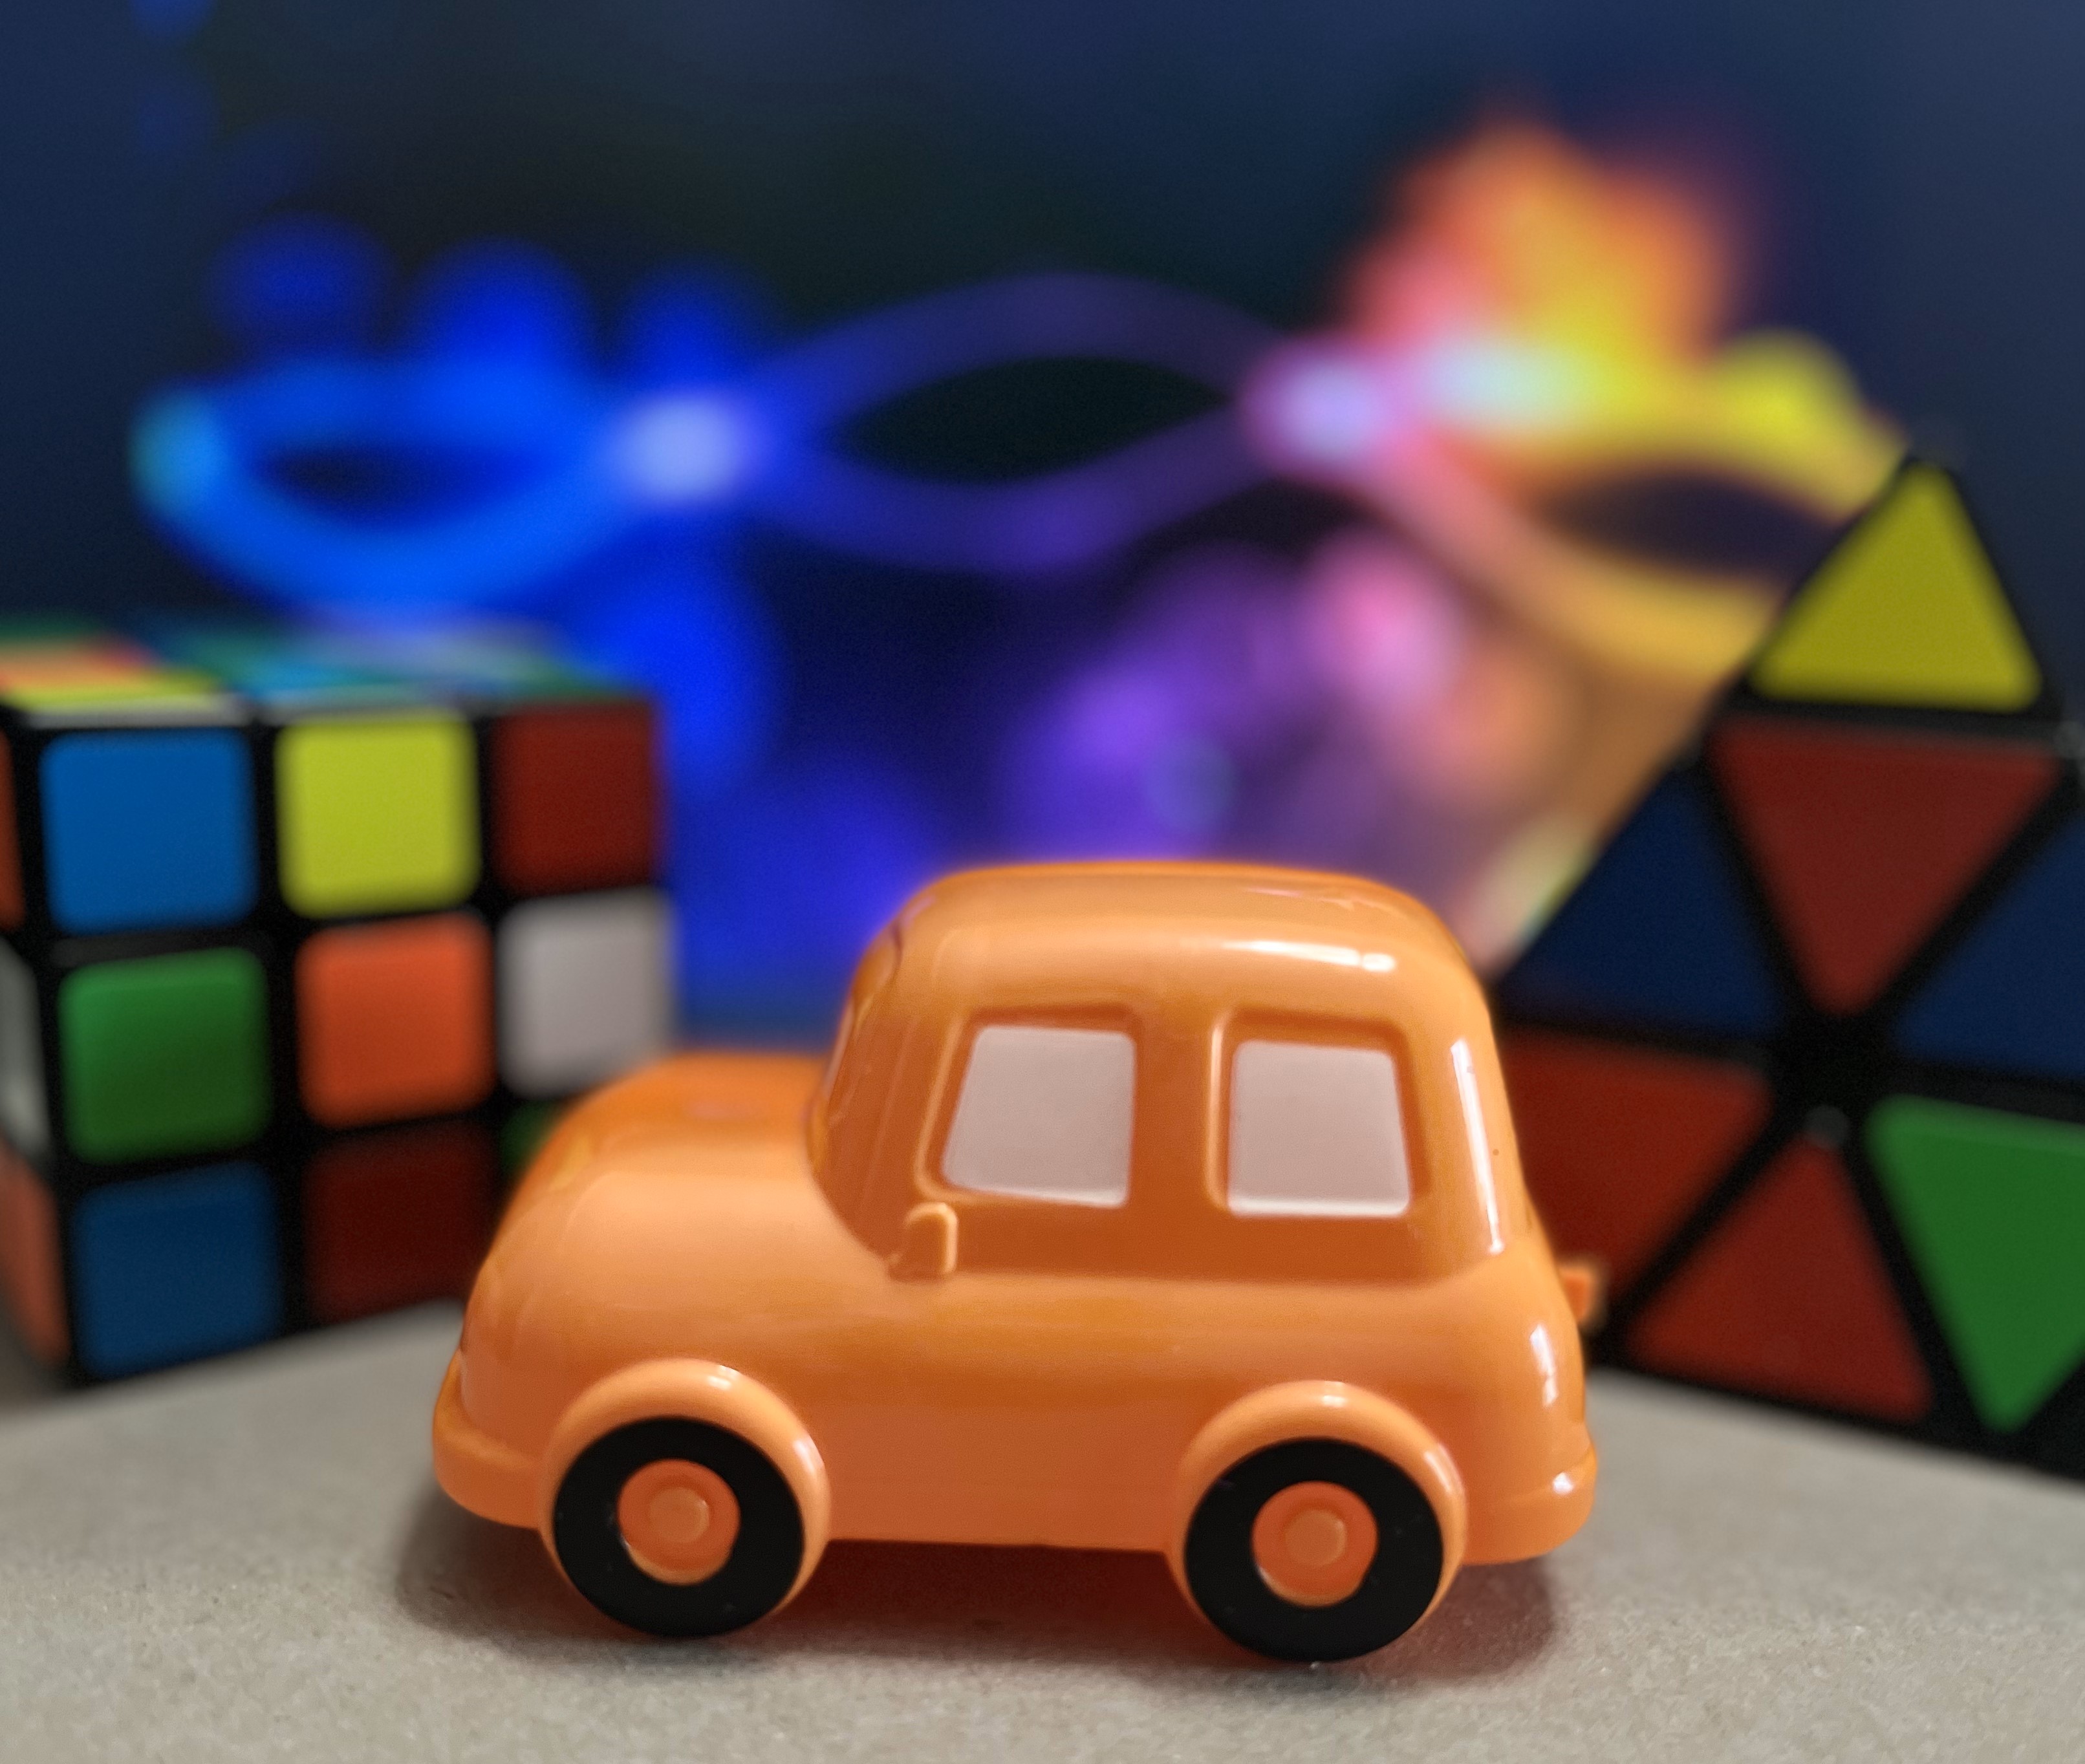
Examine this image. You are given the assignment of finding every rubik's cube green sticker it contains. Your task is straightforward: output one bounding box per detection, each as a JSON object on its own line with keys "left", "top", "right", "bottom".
{"left": 59, "top": 948, "right": 272, "bottom": 1163}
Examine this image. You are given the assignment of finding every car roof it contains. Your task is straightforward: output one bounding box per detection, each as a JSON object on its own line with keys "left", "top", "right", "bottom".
{"left": 892, "top": 861, "right": 1468, "bottom": 969}
{"left": 817, "top": 861, "right": 1515, "bottom": 1282}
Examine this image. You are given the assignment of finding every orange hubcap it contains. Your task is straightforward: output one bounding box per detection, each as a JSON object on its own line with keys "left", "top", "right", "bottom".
{"left": 616, "top": 1459, "right": 741, "bottom": 1585}
{"left": 1250, "top": 1481, "right": 1378, "bottom": 1607}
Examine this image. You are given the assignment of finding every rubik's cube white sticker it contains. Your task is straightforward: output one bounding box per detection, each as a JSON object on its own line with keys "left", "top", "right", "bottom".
{"left": 499, "top": 890, "right": 675, "bottom": 1098}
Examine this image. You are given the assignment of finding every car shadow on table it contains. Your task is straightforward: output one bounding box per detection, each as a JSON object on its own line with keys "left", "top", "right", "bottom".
{"left": 393, "top": 1482, "right": 1556, "bottom": 1687}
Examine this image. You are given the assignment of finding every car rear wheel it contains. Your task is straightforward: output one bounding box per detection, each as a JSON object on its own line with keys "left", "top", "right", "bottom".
{"left": 1182, "top": 1438, "right": 1445, "bottom": 1661}
{"left": 551, "top": 1416, "right": 805, "bottom": 1637}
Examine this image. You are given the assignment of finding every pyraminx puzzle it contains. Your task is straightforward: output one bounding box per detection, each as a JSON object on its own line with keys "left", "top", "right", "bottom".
{"left": 1496, "top": 460, "right": 2085, "bottom": 1479}
{"left": 0, "top": 623, "right": 671, "bottom": 1383}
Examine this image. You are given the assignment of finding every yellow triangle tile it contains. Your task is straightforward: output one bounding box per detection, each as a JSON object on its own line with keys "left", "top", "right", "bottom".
{"left": 1750, "top": 464, "right": 2040, "bottom": 710}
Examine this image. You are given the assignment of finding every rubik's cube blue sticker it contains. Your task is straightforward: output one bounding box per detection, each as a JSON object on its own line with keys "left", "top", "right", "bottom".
{"left": 1497, "top": 460, "right": 2085, "bottom": 1480}
{"left": 0, "top": 621, "right": 669, "bottom": 1382}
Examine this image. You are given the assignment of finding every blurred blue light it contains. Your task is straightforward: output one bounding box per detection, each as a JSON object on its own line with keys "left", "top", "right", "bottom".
{"left": 675, "top": 758, "right": 947, "bottom": 1031}
{"left": 406, "top": 242, "right": 592, "bottom": 364}
{"left": 130, "top": 0, "right": 215, "bottom": 45}
{"left": 622, "top": 266, "right": 766, "bottom": 385}
{"left": 133, "top": 229, "right": 1299, "bottom": 1025}
{"left": 133, "top": 357, "right": 623, "bottom": 607}
{"left": 561, "top": 557, "right": 781, "bottom": 795}
{"left": 610, "top": 394, "right": 754, "bottom": 506}
{"left": 210, "top": 216, "right": 387, "bottom": 353}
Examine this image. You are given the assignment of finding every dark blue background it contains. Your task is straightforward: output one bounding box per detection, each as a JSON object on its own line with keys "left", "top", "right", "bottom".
{"left": 5, "top": 0, "right": 2082, "bottom": 689}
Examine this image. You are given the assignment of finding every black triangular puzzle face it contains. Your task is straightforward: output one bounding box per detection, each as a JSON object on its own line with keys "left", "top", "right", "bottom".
{"left": 1495, "top": 458, "right": 2085, "bottom": 1478}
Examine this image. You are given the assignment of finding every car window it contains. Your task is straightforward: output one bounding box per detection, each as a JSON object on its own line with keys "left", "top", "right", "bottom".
{"left": 942, "top": 1024, "right": 1135, "bottom": 1207}
{"left": 1227, "top": 1038, "right": 1411, "bottom": 1217}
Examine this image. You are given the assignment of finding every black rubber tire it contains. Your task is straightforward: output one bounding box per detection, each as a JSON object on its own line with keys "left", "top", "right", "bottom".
{"left": 1182, "top": 1437, "right": 1445, "bottom": 1661}
{"left": 550, "top": 1417, "right": 805, "bottom": 1637}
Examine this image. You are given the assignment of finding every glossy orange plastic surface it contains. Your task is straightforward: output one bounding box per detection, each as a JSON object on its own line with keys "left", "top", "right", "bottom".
{"left": 616, "top": 1459, "right": 741, "bottom": 1584}
{"left": 435, "top": 862, "right": 1595, "bottom": 1658}
{"left": 1253, "top": 1481, "right": 1377, "bottom": 1606}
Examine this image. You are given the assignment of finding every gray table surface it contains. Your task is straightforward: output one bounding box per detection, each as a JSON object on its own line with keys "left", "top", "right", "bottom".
{"left": 1, "top": 1307, "right": 2082, "bottom": 1763}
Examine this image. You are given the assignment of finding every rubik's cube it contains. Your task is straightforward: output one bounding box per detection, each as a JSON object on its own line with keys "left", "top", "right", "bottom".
{"left": 1496, "top": 460, "right": 2085, "bottom": 1479}
{"left": 0, "top": 623, "right": 671, "bottom": 1382}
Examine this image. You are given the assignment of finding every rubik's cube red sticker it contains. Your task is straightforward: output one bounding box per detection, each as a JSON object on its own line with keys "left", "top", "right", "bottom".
{"left": 1497, "top": 461, "right": 2085, "bottom": 1478}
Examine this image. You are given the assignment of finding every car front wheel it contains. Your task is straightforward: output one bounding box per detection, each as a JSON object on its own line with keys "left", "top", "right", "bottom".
{"left": 551, "top": 1416, "right": 806, "bottom": 1637}
{"left": 1182, "top": 1437, "right": 1446, "bottom": 1661}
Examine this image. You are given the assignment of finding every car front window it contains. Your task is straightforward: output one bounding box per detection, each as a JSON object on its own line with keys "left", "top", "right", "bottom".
{"left": 1226, "top": 1038, "right": 1411, "bottom": 1218}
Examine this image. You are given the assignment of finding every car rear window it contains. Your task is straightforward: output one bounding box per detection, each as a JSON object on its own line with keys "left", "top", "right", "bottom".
{"left": 942, "top": 1024, "right": 1135, "bottom": 1207}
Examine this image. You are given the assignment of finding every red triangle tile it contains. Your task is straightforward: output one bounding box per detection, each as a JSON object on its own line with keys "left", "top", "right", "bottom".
{"left": 1711, "top": 720, "right": 2057, "bottom": 1014}
{"left": 1500, "top": 1030, "right": 1770, "bottom": 1293}
{"left": 1627, "top": 1135, "right": 1932, "bottom": 1420}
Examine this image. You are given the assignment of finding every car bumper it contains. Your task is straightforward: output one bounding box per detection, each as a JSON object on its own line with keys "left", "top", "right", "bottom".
{"left": 431, "top": 1351, "right": 537, "bottom": 1529}
{"left": 1465, "top": 1442, "right": 1597, "bottom": 1564}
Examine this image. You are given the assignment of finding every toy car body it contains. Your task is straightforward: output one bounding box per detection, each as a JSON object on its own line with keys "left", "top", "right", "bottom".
{"left": 434, "top": 862, "right": 1595, "bottom": 1659}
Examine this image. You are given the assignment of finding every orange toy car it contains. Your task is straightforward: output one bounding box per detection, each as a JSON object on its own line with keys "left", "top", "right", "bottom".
{"left": 434, "top": 862, "right": 1597, "bottom": 1660}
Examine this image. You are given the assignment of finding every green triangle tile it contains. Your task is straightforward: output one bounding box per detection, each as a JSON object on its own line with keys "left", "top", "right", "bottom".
{"left": 1869, "top": 1095, "right": 2085, "bottom": 1430}
{"left": 1750, "top": 464, "right": 2040, "bottom": 710}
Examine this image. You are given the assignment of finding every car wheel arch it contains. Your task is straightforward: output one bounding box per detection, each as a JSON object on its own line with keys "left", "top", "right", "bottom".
{"left": 1165, "top": 1381, "right": 1469, "bottom": 1630}
{"left": 536, "top": 1357, "right": 832, "bottom": 1608}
